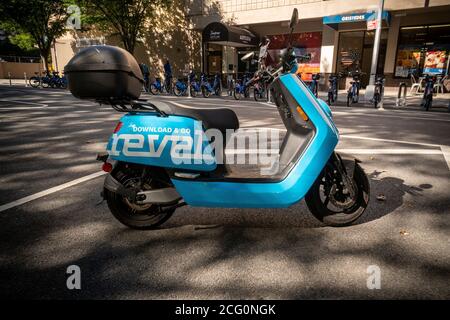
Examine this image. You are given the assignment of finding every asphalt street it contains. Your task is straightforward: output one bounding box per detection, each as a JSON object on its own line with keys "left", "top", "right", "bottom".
{"left": 0, "top": 85, "right": 449, "bottom": 299}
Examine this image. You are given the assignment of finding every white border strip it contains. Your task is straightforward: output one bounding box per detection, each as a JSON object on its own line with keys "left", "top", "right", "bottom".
{"left": 0, "top": 171, "right": 106, "bottom": 213}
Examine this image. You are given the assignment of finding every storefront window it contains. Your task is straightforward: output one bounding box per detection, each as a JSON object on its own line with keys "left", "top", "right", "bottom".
{"left": 267, "top": 32, "right": 322, "bottom": 81}
{"left": 337, "top": 31, "right": 364, "bottom": 74}
{"left": 395, "top": 24, "right": 450, "bottom": 78}
{"left": 336, "top": 30, "right": 388, "bottom": 86}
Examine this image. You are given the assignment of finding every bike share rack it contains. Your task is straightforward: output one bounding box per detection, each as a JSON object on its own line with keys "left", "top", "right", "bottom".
{"left": 396, "top": 82, "right": 407, "bottom": 108}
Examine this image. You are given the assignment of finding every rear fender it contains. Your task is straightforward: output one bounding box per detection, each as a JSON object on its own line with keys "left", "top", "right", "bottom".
{"left": 106, "top": 113, "right": 217, "bottom": 172}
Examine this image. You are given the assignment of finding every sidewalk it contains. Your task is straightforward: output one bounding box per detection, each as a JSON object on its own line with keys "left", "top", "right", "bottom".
{"left": 316, "top": 88, "right": 450, "bottom": 113}
{"left": 1, "top": 78, "right": 449, "bottom": 113}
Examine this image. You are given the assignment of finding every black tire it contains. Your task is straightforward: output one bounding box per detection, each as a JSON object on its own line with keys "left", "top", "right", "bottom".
{"left": 373, "top": 92, "right": 379, "bottom": 108}
{"left": 244, "top": 87, "right": 250, "bottom": 98}
{"left": 190, "top": 86, "right": 197, "bottom": 97}
{"left": 233, "top": 88, "right": 241, "bottom": 100}
{"left": 254, "top": 87, "right": 266, "bottom": 101}
{"left": 327, "top": 92, "right": 332, "bottom": 105}
{"left": 29, "top": 76, "right": 40, "bottom": 88}
{"left": 305, "top": 158, "right": 370, "bottom": 227}
{"left": 346, "top": 93, "right": 351, "bottom": 107}
{"left": 202, "top": 87, "right": 211, "bottom": 98}
{"left": 104, "top": 165, "right": 175, "bottom": 230}
{"left": 149, "top": 84, "right": 159, "bottom": 95}
{"left": 173, "top": 85, "right": 183, "bottom": 97}
{"left": 425, "top": 96, "right": 432, "bottom": 111}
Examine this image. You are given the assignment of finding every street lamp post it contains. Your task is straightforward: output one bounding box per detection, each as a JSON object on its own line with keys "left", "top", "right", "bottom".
{"left": 365, "top": 0, "right": 385, "bottom": 108}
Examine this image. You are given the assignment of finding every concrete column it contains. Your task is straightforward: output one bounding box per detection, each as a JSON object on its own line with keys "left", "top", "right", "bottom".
{"left": 320, "top": 25, "right": 337, "bottom": 75}
{"left": 384, "top": 14, "right": 401, "bottom": 76}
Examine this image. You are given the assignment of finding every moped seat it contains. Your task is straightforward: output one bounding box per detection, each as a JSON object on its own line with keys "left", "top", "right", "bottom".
{"left": 148, "top": 101, "right": 239, "bottom": 134}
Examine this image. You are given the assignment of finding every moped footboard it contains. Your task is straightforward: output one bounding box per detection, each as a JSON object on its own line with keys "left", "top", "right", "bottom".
{"left": 172, "top": 74, "right": 339, "bottom": 208}
{"left": 106, "top": 113, "right": 217, "bottom": 172}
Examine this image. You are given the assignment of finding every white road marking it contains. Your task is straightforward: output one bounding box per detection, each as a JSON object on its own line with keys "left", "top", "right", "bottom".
{"left": 227, "top": 148, "right": 443, "bottom": 155}
{"left": 332, "top": 110, "right": 450, "bottom": 122}
{"left": 0, "top": 99, "right": 48, "bottom": 107}
{"left": 339, "top": 134, "right": 442, "bottom": 148}
{"left": 336, "top": 148, "right": 443, "bottom": 155}
{"left": 440, "top": 146, "right": 450, "bottom": 171}
{"left": 1, "top": 144, "right": 448, "bottom": 212}
{"left": 0, "top": 171, "right": 106, "bottom": 213}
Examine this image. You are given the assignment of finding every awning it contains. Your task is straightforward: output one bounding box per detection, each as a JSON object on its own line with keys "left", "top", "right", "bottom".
{"left": 323, "top": 11, "right": 391, "bottom": 30}
{"left": 202, "top": 22, "right": 259, "bottom": 47}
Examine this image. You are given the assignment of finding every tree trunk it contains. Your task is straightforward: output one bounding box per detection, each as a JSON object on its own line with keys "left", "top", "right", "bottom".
{"left": 40, "top": 47, "right": 51, "bottom": 72}
{"left": 121, "top": 35, "right": 135, "bottom": 54}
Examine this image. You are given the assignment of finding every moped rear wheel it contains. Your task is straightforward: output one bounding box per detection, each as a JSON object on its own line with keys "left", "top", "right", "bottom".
{"left": 104, "top": 165, "right": 175, "bottom": 230}
{"left": 305, "top": 155, "right": 370, "bottom": 227}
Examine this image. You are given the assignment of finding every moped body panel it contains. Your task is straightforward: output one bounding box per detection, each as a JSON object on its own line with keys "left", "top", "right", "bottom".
{"left": 171, "top": 74, "right": 339, "bottom": 208}
{"left": 106, "top": 113, "right": 217, "bottom": 172}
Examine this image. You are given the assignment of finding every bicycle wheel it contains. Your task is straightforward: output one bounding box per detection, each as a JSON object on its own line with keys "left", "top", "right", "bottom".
{"left": 42, "top": 79, "right": 49, "bottom": 88}
{"left": 173, "top": 84, "right": 184, "bottom": 97}
{"left": 29, "top": 76, "right": 40, "bottom": 88}
{"left": 425, "top": 95, "right": 432, "bottom": 111}
{"left": 233, "top": 88, "right": 241, "bottom": 100}
{"left": 203, "top": 87, "right": 211, "bottom": 98}
{"left": 149, "top": 84, "right": 159, "bottom": 95}
{"left": 373, "top": 92, "right": 379, "bottom": 108}
{"left": 190, "top": 86, "right": 197, "bottom": 97}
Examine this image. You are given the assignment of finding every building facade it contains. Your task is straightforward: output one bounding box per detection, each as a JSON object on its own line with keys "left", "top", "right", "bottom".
{"left": 51, "top": 0, "right": 450, "bottom": 87}
{"left": 191, "top": 0, "right": 450, "bottom": 87}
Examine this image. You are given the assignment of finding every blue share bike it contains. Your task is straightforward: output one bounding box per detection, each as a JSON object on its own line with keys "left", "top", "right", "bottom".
{"left": 200, "top": 73, "right": 214, "bottom": 98}
{"left": 173, "top": 77, "right": 188, "bottom": 96}
{"left": 65, "top": 9, "right": 370, "bottom": 229}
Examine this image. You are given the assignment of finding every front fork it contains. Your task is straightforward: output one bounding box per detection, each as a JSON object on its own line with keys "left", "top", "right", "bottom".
{"left": 327, "top": 152, "right": 358, "bottom": 201}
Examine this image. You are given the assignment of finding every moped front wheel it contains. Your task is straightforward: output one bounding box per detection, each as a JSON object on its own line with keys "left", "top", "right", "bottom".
{"left": 305, "top": 155, "right": 370, "bottom": 227}
{"left": 104, "top": 165, "right": 175, "bottom": 230}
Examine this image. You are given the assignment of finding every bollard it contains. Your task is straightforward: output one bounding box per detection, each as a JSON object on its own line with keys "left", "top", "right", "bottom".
{"left": 24, "top": 72, "right": 28, "bottom": 87}
{"left": 8, "top": 72, "right": 12, "bottom": 86}
{"left": 396, "top": 82, "right": 407, "bottom": 108}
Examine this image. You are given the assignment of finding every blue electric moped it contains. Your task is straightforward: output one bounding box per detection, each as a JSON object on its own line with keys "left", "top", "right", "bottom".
{"left": 66, "top": 9, "right": 370, "bottom": 229}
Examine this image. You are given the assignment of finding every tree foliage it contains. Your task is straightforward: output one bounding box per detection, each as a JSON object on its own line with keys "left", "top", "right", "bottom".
{"left": 80, "top": 0, "right": 170, "bottom": 54}
{"left": 0, "top": 0, "right": 70, "bottom": 70}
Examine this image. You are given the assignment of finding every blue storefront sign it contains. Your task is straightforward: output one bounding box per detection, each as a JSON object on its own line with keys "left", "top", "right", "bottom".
{"left": 323, "top": 11, "right": 390, "bottom": 27}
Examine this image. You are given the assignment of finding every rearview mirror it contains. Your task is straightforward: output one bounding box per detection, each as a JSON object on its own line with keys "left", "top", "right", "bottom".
{"left": 241, "top": 52, "right": 254, "bottom": 62}
{"left": 289, "top": 8, "right": 298, "bottom": 29}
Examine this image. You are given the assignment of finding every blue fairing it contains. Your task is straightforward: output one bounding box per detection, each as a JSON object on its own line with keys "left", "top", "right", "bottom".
{"left": 172, "top": 74, "right": 339, "bottom": 208}
{"left": 317, "top": 98, "right": 333, "bottom": 120}
{"left": 106, "top": 113, "right": 217, "bottom": 172}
